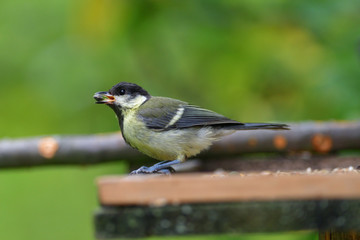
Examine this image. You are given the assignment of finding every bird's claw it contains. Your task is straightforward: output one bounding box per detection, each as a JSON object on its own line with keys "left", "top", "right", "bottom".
{"left": 129, "top": 160, "right": 180, "bottom": 175}
{"left": 129, "top": 166, "right": 175, "bottom": 175}
{"left": 156, "top": 167, "right": 176, "bottom": 175}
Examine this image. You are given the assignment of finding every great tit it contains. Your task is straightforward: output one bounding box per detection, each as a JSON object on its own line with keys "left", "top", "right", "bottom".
{"left": 94, "top": 82, "right": 289, "bottom": 174}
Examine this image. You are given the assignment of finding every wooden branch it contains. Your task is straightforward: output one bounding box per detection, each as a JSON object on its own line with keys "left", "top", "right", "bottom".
{"left": 207, "top": 121, "right": 360, "bottom": 156}
{"left": 0, "top": 121, "right": 360, "bottom": 168}
{"left": 0, "top": 133, "right": 140, "bottom": 168}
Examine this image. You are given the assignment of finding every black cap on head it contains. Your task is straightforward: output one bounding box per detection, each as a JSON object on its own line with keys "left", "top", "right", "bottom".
{"left": 109, "top": 82, "right": 150, "bottom": 97}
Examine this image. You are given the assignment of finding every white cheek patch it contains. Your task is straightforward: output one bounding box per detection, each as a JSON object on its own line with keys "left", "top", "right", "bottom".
{"left": 114, "top": 95, "right": 128, "bottom": 107}
{"left": 115, "top": 95, "right": 147, "bottom": 109}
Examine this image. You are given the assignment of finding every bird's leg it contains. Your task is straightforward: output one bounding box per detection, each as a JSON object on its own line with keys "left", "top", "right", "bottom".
{"left": 130, "top": 159, "right": 181, "bottom": 175}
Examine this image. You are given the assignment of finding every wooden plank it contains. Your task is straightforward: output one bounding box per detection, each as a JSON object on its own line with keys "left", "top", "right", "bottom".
{"left": 319, "top": 231, "right": 360, "bottom": 240}
{"left": 95, "top": 200, "right": 360, "bottom": 238}
{"left": 97, "top": 171, "right": 360, "bottom": 206}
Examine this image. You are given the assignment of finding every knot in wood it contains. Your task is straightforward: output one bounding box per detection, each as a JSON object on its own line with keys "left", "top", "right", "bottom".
{"left": 38, "top": 137, "right": 59, "bottom": 159}
{"left": 273, "top": 135, "right": 287, "bottom": 150}
{"left": 312, "top": 134, "right": 333, "bottom": 153}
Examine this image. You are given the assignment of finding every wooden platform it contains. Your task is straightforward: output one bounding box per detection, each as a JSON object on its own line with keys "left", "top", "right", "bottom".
{"left": 95, "top": 170, "right": 360, "bottom": 239}
{"left": 97, "top": 170, "right": 360, "bottom": 206}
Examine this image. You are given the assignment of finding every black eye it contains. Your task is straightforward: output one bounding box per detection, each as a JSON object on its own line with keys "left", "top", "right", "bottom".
{"left": 119, "top": 89, "right": 125, "bottom": 95}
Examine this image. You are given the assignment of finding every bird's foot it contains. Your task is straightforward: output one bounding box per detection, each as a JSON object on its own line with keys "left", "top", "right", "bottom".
{"left": 129, "top": 160, "right": 180, "bottom": 175}
{"left": 130, "top": 166, "right": 175, "bottom": 175}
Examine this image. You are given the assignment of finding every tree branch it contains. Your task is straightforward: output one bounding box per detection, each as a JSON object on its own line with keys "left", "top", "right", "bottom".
{"left": 0, "top": 121, "right": 359, "bottom": 168}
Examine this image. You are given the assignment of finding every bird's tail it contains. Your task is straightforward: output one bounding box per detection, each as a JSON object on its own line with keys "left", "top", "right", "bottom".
{"left": 224, "top": 122, "right": 290, "bottom": 130}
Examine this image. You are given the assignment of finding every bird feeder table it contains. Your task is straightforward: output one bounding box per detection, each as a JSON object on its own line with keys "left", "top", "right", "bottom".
{"left": 94, "top": 170, "right": 360, "bottom": 239}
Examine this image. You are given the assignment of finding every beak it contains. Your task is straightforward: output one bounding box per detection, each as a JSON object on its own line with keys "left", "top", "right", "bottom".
{"left": 93, "top": 91, "right": 115, "bottom": 104}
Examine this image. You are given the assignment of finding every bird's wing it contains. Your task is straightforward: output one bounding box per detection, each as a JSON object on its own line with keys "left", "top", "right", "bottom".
{"left": 173, "top": 105, "right": 241, "bottom": 128}
{"left": 137, "top": 97, "right": 241, "bottom": 130}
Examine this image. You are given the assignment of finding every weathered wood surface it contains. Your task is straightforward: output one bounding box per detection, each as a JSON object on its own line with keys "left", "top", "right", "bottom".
{"left": 95, "top": 200, "right": 360, "bottom": 239}
{"left": 130, "top": 155, "right": 360, "bottom": 173}
{"left": 197, "top": 155, "right": 360, "bottom": 172}
{"left": 319, "top": 231, "right": 360, "bottom": 240}
{"left": 97, "top": 171, "right": 360, "bottom": 206}
{"left": 95, "top": 172, "right": 360, "bottom": 238}
{"left": 0, "top": 121, "right": 360, "bottom": 168}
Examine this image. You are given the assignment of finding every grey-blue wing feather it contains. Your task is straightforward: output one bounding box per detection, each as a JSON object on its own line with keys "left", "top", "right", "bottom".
{"left": 137, "top": 97, "right": 186, "bottom": 130}
{"left": 137, "top": 97, "right": 288, "bottom": 130}
{"left": 173, "top": 105, "right": 241, "bottom": 128}
{"left": 137, "top": 97, "right": 242, "bottom": 130}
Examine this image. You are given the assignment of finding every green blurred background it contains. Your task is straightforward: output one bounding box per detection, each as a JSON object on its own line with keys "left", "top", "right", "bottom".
{"left": 1, "top": 0, "right": 359, "bottom": 239}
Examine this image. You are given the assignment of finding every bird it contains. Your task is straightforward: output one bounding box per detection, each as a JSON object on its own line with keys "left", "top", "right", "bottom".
{"left": 94, "top": 82, "right": 289, "bottom": 174}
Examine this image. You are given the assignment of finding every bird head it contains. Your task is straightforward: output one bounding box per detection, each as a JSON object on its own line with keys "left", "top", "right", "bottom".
{"left": 94, "top": 82, "right": 150, "bottom": 110}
